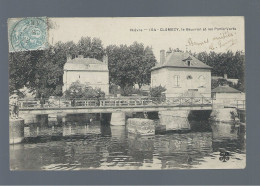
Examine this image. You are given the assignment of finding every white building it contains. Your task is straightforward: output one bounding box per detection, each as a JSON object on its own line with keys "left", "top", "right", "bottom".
{"left": 151, "top": 50, "right": 212, "bottom": 97}
{"left": 212, "top": 85, "right": 245, "bottom": 108}
{"left": 63, "top": 55, "right": 109, "bottom": 95}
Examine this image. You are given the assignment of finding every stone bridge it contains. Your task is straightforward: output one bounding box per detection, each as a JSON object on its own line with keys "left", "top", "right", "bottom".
{"left": 18, "top": 97, "right": 213, "bottom": 125}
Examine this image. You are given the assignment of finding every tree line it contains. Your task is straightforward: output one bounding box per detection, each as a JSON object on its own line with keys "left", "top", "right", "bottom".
{"left": 9, "top": 37, "right": 157, "bottom": 98}
{"left": 9, "top": 37, "right": 245, "bottom": 98}
{"left": 195, "top": 50, "right": 245, "bottom": 91}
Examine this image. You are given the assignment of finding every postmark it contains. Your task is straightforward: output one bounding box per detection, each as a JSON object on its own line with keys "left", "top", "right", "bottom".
{"left": 8, "top": 17, "right": 48, "bottom": 52}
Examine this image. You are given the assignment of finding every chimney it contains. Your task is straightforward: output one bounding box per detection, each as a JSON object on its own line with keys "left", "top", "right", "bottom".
{"left": 67, "top": 54, "right": 72, "bottom": 61}
{"left": 160, "top": 50, "right": 165, "bottom": 64}
{"left": 78, "top": 55, "right": 84, "bottom": 59}
{"left": 224, "top": 74, "right": 228, "bottom": 79}
{"left": 103, "top": 55, "right": 108, "bottom": 64}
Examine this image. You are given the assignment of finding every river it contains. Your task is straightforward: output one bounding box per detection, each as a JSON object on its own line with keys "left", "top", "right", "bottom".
{"left": 10, "top": 115, "right": 246, "bottom": 170}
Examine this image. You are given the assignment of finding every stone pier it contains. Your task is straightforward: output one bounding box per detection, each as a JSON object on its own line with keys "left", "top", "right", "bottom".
{"left": 48, "top": 114, "right": 58, "bottom": 126}
{"left": 158, "top": 110, "right": 191, "bottom": 131}
{"left": 127, "top": 118, "right": 155, "bottom": 135}
{"left": 110, "top": 112, "right": 126, "bottom": 126}
{"left": 19, "top": 114, "right": 37, "bottom": 125}
{"left": 210, "top": 108, "right": 239, "bottom": 123}
{"left": 9, "top": 119, "right": 24, "bottom": 144}
{"left": 57, "top": 113, "right": 67, "bottom": 125}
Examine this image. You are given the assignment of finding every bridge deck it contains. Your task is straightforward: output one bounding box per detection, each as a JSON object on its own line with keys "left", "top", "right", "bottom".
{"left": 18, "top": 97, "right": 213, "bottom": 114}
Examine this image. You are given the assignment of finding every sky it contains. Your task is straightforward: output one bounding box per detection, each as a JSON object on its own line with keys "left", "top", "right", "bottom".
{"left": 48, "top": 17, "right": 245, "bottom": 60}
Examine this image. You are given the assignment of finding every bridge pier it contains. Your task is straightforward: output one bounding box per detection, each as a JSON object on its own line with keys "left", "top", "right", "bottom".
{"left": 48, "top": 114, "right": 58, "bottom": 126}
{"left": 110, "top": 112, "right": 126, "bottom": 126}
{"left": 9, "top": 119, "right": 24, "bottom": 144}
{"left": 19, "top": 114, "right": 37, "bottom": 125}
{"left": 57, "top": 113, "right": 67, "bottom": 124}
{"left": 210, "top": 108, "right": 239, "bottom": 123}
{"left": 159, "top": 110, "right": 191, "bottom": 131}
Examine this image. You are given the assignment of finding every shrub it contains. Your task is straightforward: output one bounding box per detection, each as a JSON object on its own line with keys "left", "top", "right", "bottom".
{"left": 149, "top": 85, "right": 166, "bottom": 98}
{"left": 64, "top": 81, "right": 105, "bottom": 99}
{"left": 120, "top": 85, "right": 142, "bottom": 96}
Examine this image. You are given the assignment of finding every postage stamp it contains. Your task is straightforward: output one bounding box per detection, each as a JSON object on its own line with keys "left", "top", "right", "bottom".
{"left": 8, "top": 17, "right": 48, "bottom": 52}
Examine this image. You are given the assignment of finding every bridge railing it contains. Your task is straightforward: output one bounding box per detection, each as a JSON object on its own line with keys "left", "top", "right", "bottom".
{"left": 18, "top": 97, "right": 213, "bottom": 109}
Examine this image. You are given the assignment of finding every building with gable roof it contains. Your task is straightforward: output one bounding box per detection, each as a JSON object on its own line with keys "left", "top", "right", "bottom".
{"left": 211, "top": 85, "right": 245, "bottom": 108}
{"left": 151, "top": 50, "right": 212, "bottom": 97}
{"left": 63, "top": 55, "right": 109, "bottom": 95}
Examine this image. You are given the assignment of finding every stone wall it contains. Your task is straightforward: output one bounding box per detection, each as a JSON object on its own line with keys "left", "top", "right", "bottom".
{"left": 10, "top": 119, "right": 24, "bottom": 144}
{"left": 210, "top": 108, "right": 239, "bottom": 123}
{"left": 127, "top": 118, "right": 155, "bottom": 135}
{"left": 158, "top": 110, "right": 190, "bottom": 131}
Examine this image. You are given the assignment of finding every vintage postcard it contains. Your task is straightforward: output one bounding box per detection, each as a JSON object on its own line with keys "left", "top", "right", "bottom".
{"left": 8, "top": 17, "right": 245, "bottom": 170}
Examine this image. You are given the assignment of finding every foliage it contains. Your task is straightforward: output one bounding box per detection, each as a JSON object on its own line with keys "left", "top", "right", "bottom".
{"left": 110, "top": 84, "right": 145, "bottom": 96}
{"left": 120, "top": 86, "right": 142, "bottom": 96}
{"left": 106, "top": 42, "right": 156, "bottom": 90}
{"left": 211, "top": 78, "right": 233, "bottom": 90}
{"left": 63, "top": 81, "right": 105, "bottom": 99}
{"left": 149, "top": 85, "right": 166, "bottom": 98}
{"left": 9, "top": 37, "right": 105, "bottom": 98}
{"left": 109, "top": 84, "right": 121, "bottom": 95}
{"left": 196, "top": 51, "right": 245, "bottom": 92}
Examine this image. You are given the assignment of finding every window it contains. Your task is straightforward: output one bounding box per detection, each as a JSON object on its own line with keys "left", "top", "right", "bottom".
{"left": 187, "top": 61, "right": 191, "bottom": 66}
{"left": 174, "top": 75, "right": 180, "bottom": 87}
{"left": 198, "top": 75, "right": 205, "bottom": 87}
{"left": 187, "top": 75, "right": 193, "bottom": 80}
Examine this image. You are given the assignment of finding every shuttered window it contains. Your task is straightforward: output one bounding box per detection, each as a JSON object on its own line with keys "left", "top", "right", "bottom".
{"left": 174, "top": 75, "right": 180, "bottom": 87}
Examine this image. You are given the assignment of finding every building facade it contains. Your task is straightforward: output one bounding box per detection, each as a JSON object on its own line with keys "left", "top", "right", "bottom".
{"left": 63, "top": 55, "right": 109, "bottom": 95}
{"left": 151, "top": 50, "right": 212, "bottom": 97}
{"left": 211, "top": 85, "right": 245, "bottom": 108}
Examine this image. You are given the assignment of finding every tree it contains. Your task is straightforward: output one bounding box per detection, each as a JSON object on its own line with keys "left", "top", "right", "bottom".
{"left": 106, "top": 44, "right": 134, "bottom": 89}
{"left": 106, "top": 42, "right": 157, "bottom": 91}
{"left": 9, "top": 36, "right": 106, "bottom": 98}
{"left": 196, "top": 50, "right": 245, "bottom": 92}
{"left": 211, "top": 78, "right": 233, "bottom": 90}
{"left": 77, "top": 37, "right": 105, "bottom": 61}
{"left": 135, "top": 46, "right": 156, "bottom": 88}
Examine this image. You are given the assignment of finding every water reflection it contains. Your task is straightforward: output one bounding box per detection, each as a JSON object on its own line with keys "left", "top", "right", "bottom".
{"left": 10, "top": 115, "right": 246, "bottom": 170}
{"left": 154, "top": 132, "right": 213, "bottom": 169}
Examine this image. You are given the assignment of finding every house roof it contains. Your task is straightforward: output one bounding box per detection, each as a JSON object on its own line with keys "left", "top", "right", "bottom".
{"left": 67, "top": 57, "right": 104, "bottom": 64}
{"left": 212, "top": 85, "right": 241, "bottom": 93}
{"left": 64, "top": 57, "right": 108, "bottom": 71}
{"left": 151, "top": 52, "right": 212, "bottom": 71}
